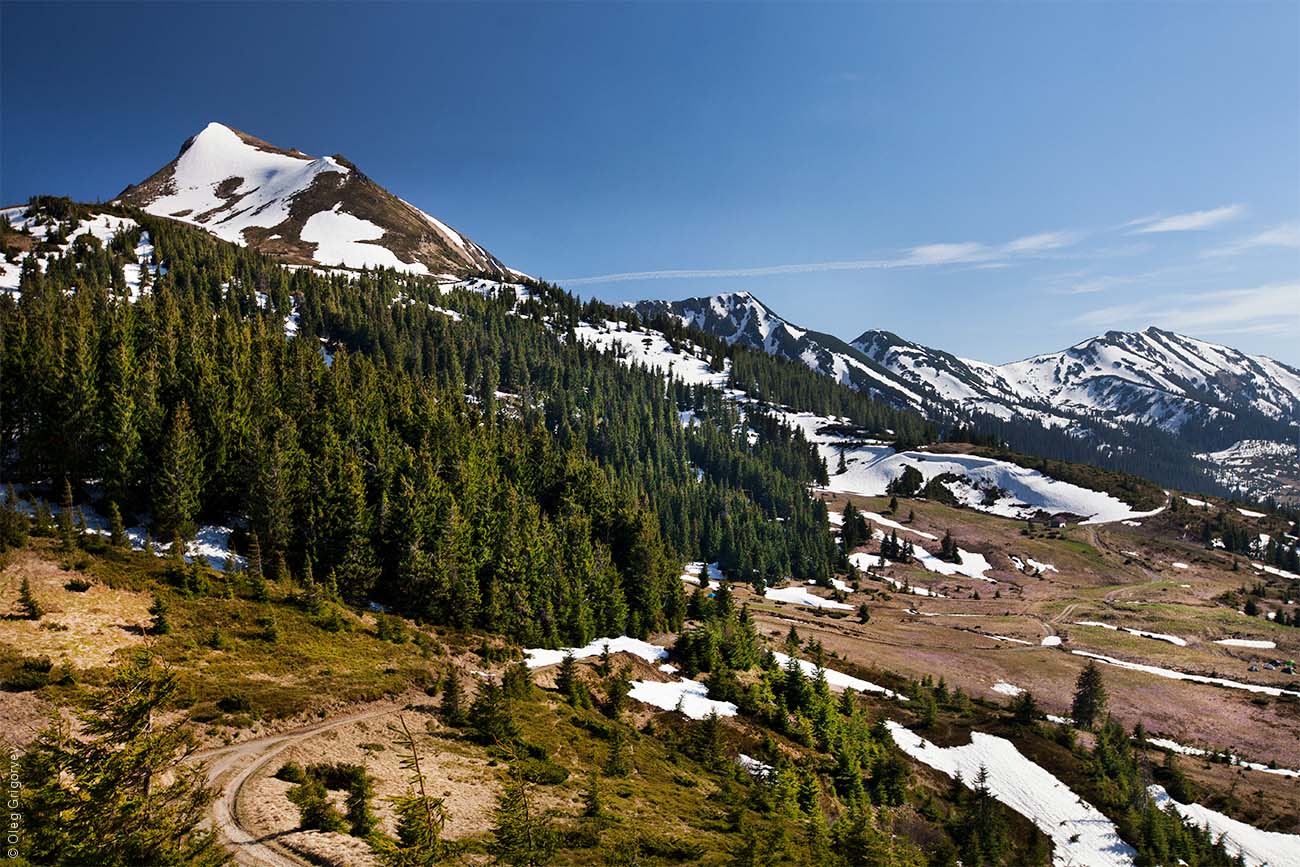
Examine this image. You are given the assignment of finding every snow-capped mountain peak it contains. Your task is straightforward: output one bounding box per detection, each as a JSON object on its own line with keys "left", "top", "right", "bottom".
{"left": 632, "top": 292, "right": 927, "bottom": 409}
{"left": 118, "top": 122, "right": 509, "bottom": 278}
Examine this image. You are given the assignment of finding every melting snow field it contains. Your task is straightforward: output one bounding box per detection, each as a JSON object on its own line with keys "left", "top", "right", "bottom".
{"left": 991, "top": 681, "right": 1024, "bottom": 696}
{"left": 302, "top": 205, "right": 429, "bottom": 272}
{"left": 847, "top": 543, "right": 992, "bottom": 586}
{"left": 680, "top": 561, "right": 724, "bottom": 588}
{"left": 771, "top": 652, "right": 905, "bottom": 700}
{"left": 885, "top": 722, "right": 1136, "bottom": 867}
{"left": 524, "top": 636, "right": 737, "bottom": 720}
{"left": 795, "top": 430, "right": 1162, "bottom": 524}
{"left": 1072, "top": 621, "right": 1187, "bottom": 646}
{"left": 1214, "top": 638, "right": 1277, "bottom": 649}
{"left": 1147, "top": 738, "right": 1300, "bottom": 780}
{"left": 764, "top": 584, "right": 854, "bottom": 610}
{"left": 1072, "top": 651, "right": 1300, "bottom": 697}
{"left": 1040, "top": 635, "right": 1062, "bottom": 646}
{"left": 1148, "top": 785, "right": 1300, "bottom": 867}
{"left": 627, "top": 677, "right": 737, "bottom": 720}
{"left": 575, "top": 319, "right": 730, "bottom": 388}
{"left": 1010, "top": 555, "right": 1058, "bottom": 573}
{"left": 523, "top": 636, "right": 668, "bottom": 669}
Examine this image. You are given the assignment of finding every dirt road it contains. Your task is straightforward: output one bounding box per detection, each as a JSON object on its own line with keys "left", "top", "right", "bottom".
{"left": 196, "top": 699, "right": 429, "bottom": 867}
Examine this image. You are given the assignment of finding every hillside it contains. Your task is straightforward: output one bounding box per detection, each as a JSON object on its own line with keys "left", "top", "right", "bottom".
{"left": 117, "top": 122, "right": 511, "bottom": 278}
{"left": 633, "top": 291, "right": 1299, "bottom": 502}
{"left": 3, "top": 165, "right": 1299, "bottom": 867}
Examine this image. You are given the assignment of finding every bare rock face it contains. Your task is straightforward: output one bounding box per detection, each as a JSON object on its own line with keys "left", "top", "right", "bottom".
{"left": 118, "top": 122, "right": 510, "bottom": 279}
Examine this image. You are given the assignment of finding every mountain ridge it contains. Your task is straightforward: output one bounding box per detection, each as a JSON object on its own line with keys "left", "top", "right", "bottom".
{"left": 633, "top": 290, "right": 1300, "bottom": 500}
{"left": 117, "top": 121, "right": 511, "bottom": 279}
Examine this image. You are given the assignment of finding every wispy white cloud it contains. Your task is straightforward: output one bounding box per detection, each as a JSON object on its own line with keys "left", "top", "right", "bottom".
{"left": 1075, "top": 281, "right": 1300, "bottom": 337}
{"left": 558, "top": 258, "right": 897, "bottom": 285}
{"left": 561, "top": 230, "right": 1081, "bottom": 285}
{"left": 1202, "top": 220, "right": 1300, "bottom": 257}
{"left": 1128, "top": 204, "right": 1245, "bottom": 234}
{"left": 1002, "top": 231, "right": 1078, "bottom": 253}
{"left": 900, "top": 241, "right": 990, "bottom": 265}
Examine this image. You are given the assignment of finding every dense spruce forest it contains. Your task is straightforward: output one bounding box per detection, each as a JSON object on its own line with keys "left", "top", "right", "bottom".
{"left": 0, "top": 197, "right": 931, "bottom": 646}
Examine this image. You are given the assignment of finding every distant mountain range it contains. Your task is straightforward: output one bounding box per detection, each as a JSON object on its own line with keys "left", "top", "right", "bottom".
{"left": 117, "top": 122, "right": 511, "bottom": 279}
{"left": 634, "top": 292, "right": 1300, "bottom": 500}
{"left": 79, "top": 122, "right": 1300, "bottom": 501}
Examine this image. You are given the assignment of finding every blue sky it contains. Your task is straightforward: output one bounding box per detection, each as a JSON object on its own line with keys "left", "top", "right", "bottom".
{"left": 3, "top": 2, "right": 1297, "bottom": 363}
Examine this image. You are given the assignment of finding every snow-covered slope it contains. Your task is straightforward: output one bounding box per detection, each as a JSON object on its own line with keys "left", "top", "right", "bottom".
{"left": 118, "top": 122, "right": 510, "bottom": 278}
{"left": 854, "top": 325, "right": 1300, "bottom": 436}
{"left": 627, "top": 291, "right": 1297, "bottom": 498}
{"left": 632, "top": 292, "right": 931, "bottom": 411}
{"left": 886, "top": 721, "right": 1137, "bottom": 867}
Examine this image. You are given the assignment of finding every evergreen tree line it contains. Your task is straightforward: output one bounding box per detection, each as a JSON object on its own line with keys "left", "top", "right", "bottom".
{"left": 0, "top": 199, "right": 911, "bottom": 642}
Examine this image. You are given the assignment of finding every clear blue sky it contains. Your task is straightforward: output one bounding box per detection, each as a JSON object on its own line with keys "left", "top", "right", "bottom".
{"left": 4, "top": 2, "right": 1298, "bottom": 363}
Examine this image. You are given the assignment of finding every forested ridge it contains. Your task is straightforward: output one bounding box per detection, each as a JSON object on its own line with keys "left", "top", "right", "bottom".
{"left": 0, "top": 197, "right": 929, "bottom": 645}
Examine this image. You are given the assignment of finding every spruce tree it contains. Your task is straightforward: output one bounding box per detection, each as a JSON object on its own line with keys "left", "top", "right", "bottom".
{"left": 19, "top": 654, "right": 228, "bottom": 865}
{"left": 490, "top": 761, "right": 556, "bottom": 867}
{"left": 372, "top": 715, "right": 450, "bottom": 866}
{"left": 1071, "top": 660, "right": 1108, "bottom": 729}
{"left": 58, "top": 478, "right": 76, "bottom": 551}
{"left": 556, "top": 651, "right": 581, "bottom": 705}
{"left": 154, "top": 402, "right": 201, "bottom": 539}
{"left": 108, "top": 500, "right": 129, "bottom": 548}
{"left": 18, "top": 577, "right": 43, "bottom": 620}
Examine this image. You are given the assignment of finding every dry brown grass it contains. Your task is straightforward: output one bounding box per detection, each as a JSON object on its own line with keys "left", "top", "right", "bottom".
{"left": 0, "top": 550, "right": 152, "bottom": 669}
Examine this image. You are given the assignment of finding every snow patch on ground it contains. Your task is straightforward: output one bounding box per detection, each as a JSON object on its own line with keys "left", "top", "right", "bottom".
{"left": 1214, "top": 638, "right": 1276, "bottom": 649}
{"left": 1072, "top": 621, "right": 1187, "bottom": 646}
{"left": 794, "top": 432, "right": 1162, "bottom": 524}
{"left": 628, "top": 677, "right": 737, "bottom": 720}
{"left": 859, "top": 510, "right": 938, "bottom": 540}
{"left": 772, "top": 652, "right": 905, "bottom": 700}
{"left": 1147, "top": 738, "right": 1300, "bottom": 779}
{"left": 1072, "top": 651, "right": 1300, "bottom": 697}
{"left": 886, "top": 722, "right": 1136, "bottom": 867}
{"left": 680, "top": 561, "right": 724, "bottom": 588}
{"left": 523, "top": 636, "right": 668, "bottom": 669}
{"left": 991, "top": 682, "right": 1024, "bottom": 696}
{"left": 1148, "top": 785, "right": 1300, "bottom": 867}
{"left": 1040, "top": 635, "right": 1062, "bottom": 646}
{"left": 301, "top": 205, "right": 429, "bottom": 273}
{"left": 764, "top": 584, "right": 853, "bottom": 610}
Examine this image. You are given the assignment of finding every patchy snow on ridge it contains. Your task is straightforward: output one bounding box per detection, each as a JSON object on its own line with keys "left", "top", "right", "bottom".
{"left": 144, "top": 122, "right": 349, "bottom": 246}
{"left": 1072, "top": 621, "right": 1187, "bottom": 646}
{"left": 524, "top": 636, "right": 668, "bottom": 669}
{"left": 764, "top": 584, "right": 853, "bottom": 610}
{"left": 575, "top": 319, "right": 730, "bottom": 388}
{"left": 886, "top": 721, "right": 1136, "bottom": 867}
{"left": 1149, "top": 785, "right": 1300, "bottom": 867}
{"left": 794, "top": 427, "right": 1156, "bottom": 523}
{"left": 628, "top": 677, "right": 737, "bottom": 720}
{"left": 991, "top": 682, "right": 1024, "bottom": 696}
{"left": 772, "top": 652, "right": 905, "bottom": 700}
{"left": 1072, "top": 651, "right": 1300, "bottom": 697}
{"left": 301, "top": 204, "right": 429, "bottom": 274}
{"left": 1147, "top": 738, "right": 1300, "bottom": 779}
{"left": 1214, "top": 638, "right": 1276, "bottom": 649}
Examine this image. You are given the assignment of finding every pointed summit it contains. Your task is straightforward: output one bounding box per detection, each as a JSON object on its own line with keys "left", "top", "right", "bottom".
{"left": 118, "top": 122, "right": 509, "bottom": 278}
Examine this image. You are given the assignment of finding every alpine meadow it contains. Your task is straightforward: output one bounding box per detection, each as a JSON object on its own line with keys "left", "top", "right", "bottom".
{"left": 2, "top": 4, "right": 1299, "bottom": 867}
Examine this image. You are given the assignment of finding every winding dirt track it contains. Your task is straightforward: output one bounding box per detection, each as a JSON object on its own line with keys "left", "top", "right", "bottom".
{"left": 195, "top": 700, "right": 426, "bottom": 867}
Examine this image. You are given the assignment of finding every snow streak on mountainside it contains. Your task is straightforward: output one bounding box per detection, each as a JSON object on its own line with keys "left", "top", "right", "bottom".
{"left": 631, "top": 291, "right": 1299, "bottom": 499}
{"left": 632, "top": 292, "right": 931, "bottom": 412}
{"left": 118, "top": 122, "right": 511, "bottom": 279}
{"left": 854, "top": 325, "right": 1300, "bottom": 435}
